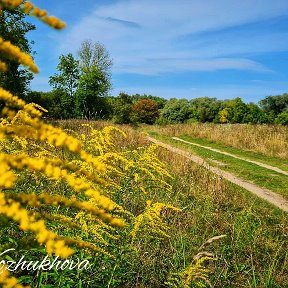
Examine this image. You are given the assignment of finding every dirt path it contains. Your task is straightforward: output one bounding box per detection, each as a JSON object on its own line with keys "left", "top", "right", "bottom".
{"left": 147, "top": 136, "right": 288, "bottom": 213}
{"left": 172, "top": 137, "right": 288, "bottom": 177}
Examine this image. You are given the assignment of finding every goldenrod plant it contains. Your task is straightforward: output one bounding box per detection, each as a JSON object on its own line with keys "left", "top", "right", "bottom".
{"left": 165, "top": 235, "right": 226, "bottom": 288}
{"left": 0, "top": 1, "right": 225, "bottom": 287}
{"left": 130, "top": 200, "right": 181, "bottom": 244}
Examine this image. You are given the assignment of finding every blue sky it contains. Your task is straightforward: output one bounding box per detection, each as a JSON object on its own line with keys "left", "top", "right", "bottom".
{"left": 28, "top": 0, "right": 288, "bottom": 103}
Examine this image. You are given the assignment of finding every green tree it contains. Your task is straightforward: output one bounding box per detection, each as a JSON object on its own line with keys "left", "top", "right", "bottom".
{"left": 75, "top": 66, "right": 111, "bottom": 119}
{"left": 48, "top": 54, "right": 80, "bottom": 118}
{"left": 243, "top": 103, "right": 268, "bottom": 124}
{"left": 259, "top": 94, "right": 288, "bottom": 119}
{"left": 190, "top": 97, "right": 223, "bottom": 122}
{"left": 25, "top": 91, "right": 50, "bottom": 110}
{"left": 0, "top": 8, "right": 35, "bottom": 97}
{"left": 229, "top": 97, "right": 248, "bottom": 123}
{"left": 49, "top": 53, "right": 80, "bottom": 98}
{"left": 275, "top": 111, "right": 288, "bottom": 125}
{"left": 25, "top": 90, "right": 73, "bottom": 119}
{"left": 218, "top": 97, "right": 248, "bottom": 124}
{"left": 111, "top": 92, "right": 133, "bottom": 124}
{"left": 75, "top": 40, "right": 113, "bottom": 119}
{"left": 160, "top": 98, "right": 192, "bottom": 123}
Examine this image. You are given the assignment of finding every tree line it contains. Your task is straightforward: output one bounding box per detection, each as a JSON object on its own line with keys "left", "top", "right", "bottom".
{"left": 1, "top": 8, "right": 288, "bottom": 125}
{"left": 25, "top": 89, "right": 288, "bottom": 125}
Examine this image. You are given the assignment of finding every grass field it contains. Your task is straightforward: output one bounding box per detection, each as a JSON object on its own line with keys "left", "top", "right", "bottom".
{"left": 1, "top": 119, "right": 287, "bottom": 287}
{"left": 176, "top": 134, "right": 288, "bottom": 173}
{"left": 146, "top": 131, "right": 288, "bottom": 199}
{"left": 154, "top": 146, "right": 288, "bottom": 288}
{"left": 147, "top": 123, "right": 288, "bottom": 160}
{"left": 57, "top": 120, "right": 288, "bottom": 287}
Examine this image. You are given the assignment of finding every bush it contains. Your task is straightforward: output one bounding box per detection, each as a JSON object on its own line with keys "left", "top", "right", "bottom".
{"left": 155, "top": 115, "right": 172, "bottom": 125}
{"left": 160, "top": 99, "right": 192, "bottom": 123}
{"left": 275, "top": 111, "right": 288, "bottom": 125}
{"left": 131, "top": 99, "right": 159, "bottom": 124}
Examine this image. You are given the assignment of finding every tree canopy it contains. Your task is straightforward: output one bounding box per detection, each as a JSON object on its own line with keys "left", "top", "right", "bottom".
{"left": 0, "top": 8, "right": 35, "bottom": 97}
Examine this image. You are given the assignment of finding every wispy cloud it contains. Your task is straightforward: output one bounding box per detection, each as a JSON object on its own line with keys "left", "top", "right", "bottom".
{"left": 114, "top": 57, "right": 270, "bottom": 75}
{"left": 58, "top": 0, "right": 288, "bottom": 75}
{"left": 104, "top": 17, "right": 141, "bottom": 29}
{"left": 29, "top": 0, "right": 288, "bottom": 101}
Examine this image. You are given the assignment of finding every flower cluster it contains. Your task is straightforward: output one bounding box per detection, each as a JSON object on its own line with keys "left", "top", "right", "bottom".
{"left": 0, "top": 38, "right": 39, "bottom": 73}
{"left": 0, "top": 0, "right": 65, "bottom": 77}
{"left": 0, "top": 192, "right": 74, "bottom": 258}
{"left": 131, "top": 200, "right": 181, "bottom": 244}
{"left": 0, "top": 268, "right": 29, "bottom": 288}
{"left": 0, "top": 0, "right": 66, "bottom": 29}
{"left": 165, "top": 253, "right": 215, "bottom": 288}
{"left": 165, "top": 235, "right": 226, "bottom": 288}
{"left": 0, "top": 1, "right": 182, "bottom": 287}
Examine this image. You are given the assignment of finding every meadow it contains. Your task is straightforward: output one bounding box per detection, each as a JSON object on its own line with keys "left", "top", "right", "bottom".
{"left": 50, "top": 120, "right": 288, "bottom": 287}
{"left": 147, "top": 123, "right": 288, "bottom": 159}
{"left": 0, "top": 117, "right": 287, "bottom": 287}
{"left": 0, "top": 2, "right": 287, "bottom": 287}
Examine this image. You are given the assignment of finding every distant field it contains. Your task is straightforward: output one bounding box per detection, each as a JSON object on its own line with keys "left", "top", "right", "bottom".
{"left": 147, "top": 123, "right": 288, "bottom": 160}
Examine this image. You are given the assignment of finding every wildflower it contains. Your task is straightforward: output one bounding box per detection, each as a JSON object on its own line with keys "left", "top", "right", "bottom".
{"left": 0, "top": 60, "right": 7, "bottom": 71}
{"left": 0, "top": 0, "right": 22, "bottom": 10}
{"left": 0, "top": 0, "right": 66, "bottom": 29}
{"left": 131, "top": 200, "right": 181, "bottom": 244}
{"left": 0, "top": 192, "right": 74, "bottom": 258}
{"left": 0, "top": 268, "right": 29, "bottom": 288}
{"left": 0, "top": 38, "right": 39, "bottom": 73}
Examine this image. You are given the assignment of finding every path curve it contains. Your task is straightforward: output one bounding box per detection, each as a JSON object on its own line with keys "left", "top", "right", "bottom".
{"left": 172, "top": 137, "right": 288, "bottom": 177}
{"left": 148, "top": 136, "right": 288, "bottom": 213}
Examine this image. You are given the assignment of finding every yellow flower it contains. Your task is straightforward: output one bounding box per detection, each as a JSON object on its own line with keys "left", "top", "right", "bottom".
{"left": 0, "top": 60, "right": 7, "bottom": 71}
{"left": 0, "top": 0, "right": 66, "bottom": 29}
{"left": 130, "top": 201, "right": 181, "bottom": 244}
{"left": 0, "top": 268, "right": 29, "bottom": 288}
{"left": 0, "top": 192, "right": 74, "bottom": 258}
{"left": 0, "top": 38, "right": 39, "bottom": 73}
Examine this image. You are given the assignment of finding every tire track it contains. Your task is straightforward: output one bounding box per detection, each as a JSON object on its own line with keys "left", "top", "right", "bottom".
{"left": 148, "top": 136, "right": 288, "bottom": 213}
{"left": 172, "top": 137, "right": 288, "bottom": 177}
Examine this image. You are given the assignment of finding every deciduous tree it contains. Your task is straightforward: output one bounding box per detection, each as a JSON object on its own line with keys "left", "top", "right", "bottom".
{"left": 49, "top": 53, "right": 80, "bottom": 98}
{"left": 131, "top": 99, "right": 159, "bottom": 124}
{"left": 0, "top": 8, "right": 35, "bottom": 97}
{"left": 78, "top": 40, "right": 113, "bottom": 74}
{"left": 75, "top": 40, "right": 113, "bottom": 119}
{"left": 75, "top": 66, "right": 111, "bottom": 119}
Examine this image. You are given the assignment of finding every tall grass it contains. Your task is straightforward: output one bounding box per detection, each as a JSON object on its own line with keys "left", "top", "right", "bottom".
{"left": 34, "top": 119, "right": 287, "bottom": 287}
{"left": 153, "top": 147, "right": 288, "bottom": 287}
{"left": 52, "top": 119, "right": 150, "bottom": 150}
{"left": 148, "top": 123, "right": 288, "bottom": 159}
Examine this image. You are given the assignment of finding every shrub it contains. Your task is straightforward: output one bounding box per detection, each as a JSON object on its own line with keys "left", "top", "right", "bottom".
{"left": 275, "top": 111, "right": 288, "bottom": 125}
{"left": 131, "top": 98, "right": 159, "bottom": 124}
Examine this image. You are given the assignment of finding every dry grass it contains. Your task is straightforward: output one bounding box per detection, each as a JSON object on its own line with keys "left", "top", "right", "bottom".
{"left": 154, "top": 146, "right": 288, "bottom": 287}
{"left": 148, "top": 123, "right": 288, "bottom": 159}
{"left": 45, "top": 120, "right": 288, "bottom": 287}
{"left": 50, "top": 119, "right": 150, "bottom": 149}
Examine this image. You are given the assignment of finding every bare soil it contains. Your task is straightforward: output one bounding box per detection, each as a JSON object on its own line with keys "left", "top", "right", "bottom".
{"left": 148, "top": 136, "right": 288, "bottom": 213}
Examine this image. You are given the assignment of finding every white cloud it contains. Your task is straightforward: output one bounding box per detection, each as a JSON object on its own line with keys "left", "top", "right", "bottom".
{"left": 114, "top": 57, "right": 270, "bottom": 75}
{"left": 57, "top": 0, "right": 288, "bottom": 75}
